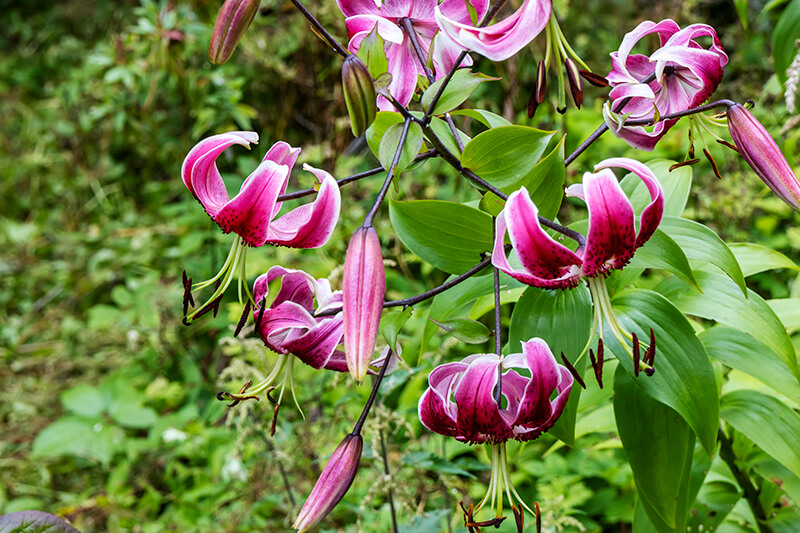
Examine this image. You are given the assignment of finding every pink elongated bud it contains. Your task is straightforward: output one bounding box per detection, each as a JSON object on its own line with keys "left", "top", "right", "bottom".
{"left": 293, "top": 434, "right": 363, "bottom": 532}
{"left": 727, "top": 103, "right": 800, "bottom": 210}
{"left": 343, "top": 227, "right": 385, "bottom": 382}
{"left": 209, "top": 0, "right": 260, "bottom": 65}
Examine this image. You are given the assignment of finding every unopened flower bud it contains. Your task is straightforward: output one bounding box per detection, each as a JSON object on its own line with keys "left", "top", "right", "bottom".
{"left": 565, "top": 57, "right": 584, "bottom": 109}
{"left": 293, "top": 434, "right": 363, "bottom": 532}
{"left": 727, "top": 103, "right": 800, "bottom": 210}
{"left": 342, "top": 55, "right": 377, "bottom": 137}
{"left": 209, "top": 0, "right": 260, "bottom": 65}
{"left": 343, "top": 227, "right": 385, "bottom": 382}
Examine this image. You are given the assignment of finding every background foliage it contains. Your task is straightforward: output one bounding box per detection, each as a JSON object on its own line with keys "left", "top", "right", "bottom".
{"left": 2, "top": 0, "right": 799, "bottom": 531}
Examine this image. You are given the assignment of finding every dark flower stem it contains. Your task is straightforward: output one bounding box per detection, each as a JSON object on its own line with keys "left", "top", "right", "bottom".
{"left": 363, "top": 117, "right": 412, "bottom": 228}
{"left": 352, "top": 349, "right": 393, "bottom": 435}
{"left": 248, "top": 412, "right": 296, "bottom": 507}
{"left": 493, "top": 265, "right": 503, "bottom": 357}
{"left": 288, "top": 0, "right": 349, "bottom": 58}
{"left": 379, "top": 429, "right": 399, "bottom": 533}
{"left": 277, "top": 150, "right": 436, "bottom": 202}
{"left": 718, "top": 427, "right": 773, "bottom": 533}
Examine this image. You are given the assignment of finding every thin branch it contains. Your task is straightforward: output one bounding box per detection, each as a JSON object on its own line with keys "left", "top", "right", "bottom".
{"left": 380, "top": 429, "right": 399, "bottom": 533}
{"left": 289, "top": 0, "right": 348, "bottom": 58}
{"left": 493, "top": 265, "right": 502, "bottom": 357}
{"left": 363, "top": 117, "right": 412, "bottom": 227}
{"left": 718, "top": 428, "right": 773, "bottom": 533}
{"left": 352, "top": 349, "right": 393, "bottom": 435}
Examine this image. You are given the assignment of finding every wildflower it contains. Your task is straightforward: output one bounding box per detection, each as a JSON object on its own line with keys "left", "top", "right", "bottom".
{"left": 418, "top": 339, "right": 573, "bottom": 529}
{"left": 180, "top": 132, "right": 340, "bottom": 324}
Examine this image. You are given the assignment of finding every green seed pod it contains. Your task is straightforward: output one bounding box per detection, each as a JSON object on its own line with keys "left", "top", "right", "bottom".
{"left": 342, "top": 55, "right": 377, "bottom": 137}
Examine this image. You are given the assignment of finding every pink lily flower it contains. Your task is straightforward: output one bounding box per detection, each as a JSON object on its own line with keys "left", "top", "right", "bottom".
{"left": 727, "top": 103, "right": 800, "bottom": 210}
{"left": 337, "top": 0, "right": 488, "bottom": 109}
{"left": 603, "top": 20, "right": 728, "bottom": 150}
{"left": 492, "top": 157, "right": 664, "bottom": 289}
{"left": 419, "top": 339, "right": 573, "bottom": 444}
{"left": 181, "top": 131, "right": 341, "bottom": 248}
{"left": 253, "top": 266, "right": 347, "bottom": 372}
{"left": 418, "top": 338, "right": 572, "bottom": 523}
{"left": 435, "top": 0, "right": 551, "bottom": 62}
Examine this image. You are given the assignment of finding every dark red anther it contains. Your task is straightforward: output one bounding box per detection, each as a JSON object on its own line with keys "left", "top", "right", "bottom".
{"left": 716, "top": 138, "right": 740, "bottom": 153}
{"left": 704, "top": 148, "right": 723, "bottom": 179}
{"left": 528, "top": 60, "right": 547, "bottom": 118}
{"left": 512, "top": 505, "right": 524, "bottom": 533}
{"left": 565, "top": 58, "right": 584, "bottom": 109}
{"left": 596, "top": 338, "right": 605, "bottom": 388}
{"left": 633, "top": 332, "right": 641, "bottom": 377}
{"left": 234, "top": 299, "right": 252, "bottom": 337}
{"left": 669, "top": 159, "right": 700, "bottom": 172}
{"left": 253, "top": 296, "right": 266, "bottom": 334}
{"left": 579, "top": 69, "right": 609, "bottom": 87}
{"left": 688, "top": 128, "right": 696, "bottom": 159}
{"left": 560, "top": 352, "right": 586, "bottom": 389}
{"left": 535, "top": 502, "right": 542, "bottom": 533}
{"left": 645, "top": 328, "right": 656, "bottom": 366}
{"left": 212, "top": 278, "right": 223, "bottom": 317}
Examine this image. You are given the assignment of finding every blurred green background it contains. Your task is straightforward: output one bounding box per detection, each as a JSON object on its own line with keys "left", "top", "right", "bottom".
{"left": 1, "top": 0, "right": 798, "bottom": 531}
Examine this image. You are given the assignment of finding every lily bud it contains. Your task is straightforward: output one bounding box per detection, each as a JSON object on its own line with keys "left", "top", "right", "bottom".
{"left": 342, "top": 55, "right": 377, "bottom": 137}
{"left": 208, "top": 0, "right": 260, "bottom": 65}
{"left": 343, "top": 227, "right": 385, "bottom": 382}
{"left": 565, "top": 57, "right": 584, "bottom": 109}
{"left": 727, "top": 103, "right": 800, "bottom": 210}
{"left": 293, "top": 434, "right": 363, "bottom": 532}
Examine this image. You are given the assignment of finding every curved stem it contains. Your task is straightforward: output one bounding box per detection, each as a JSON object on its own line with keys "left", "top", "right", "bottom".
{"left": 352, "top": 349, "right": 393, "bottom": 435}
{"left": 379, "top": 429, "right": 399, "bottom": 533}
{"left": 288, "top": 0, "right": 348, "bottom": 58}
{"left": 718, "top": 427, "right": 773, "bottom": 533}
{"left": 363, "top": 117, "right": 412, "bottom": 228}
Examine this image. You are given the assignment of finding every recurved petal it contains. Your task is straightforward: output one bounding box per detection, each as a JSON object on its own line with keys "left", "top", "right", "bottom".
{"left": 492, "top": 188, "right": 582, "bottom": 289}
{"left": 257, "top": 266, "right": 317, "bottom": 311}
{"left": 214, "top": 159, "right": 288, "bottom": 247}
{"left": 336, "top": 0, "right": 382, "bottom": 17}
{"left": 181, "top": 132, "right": 259, "bottom": 215}
{"left": 262, "top": 141, "right": 301, "bottom": 217}
{"left": 434, "top": 0, "right": 551, "bottom": 61}
{"left": 594, "top": 157, "right": 664, "bottom": 248}
{"left": 577, "top": 168, "right": 637, "bottom": 276}
{"left": 602, "top": 103, "right": 676, "bottom": 151}
{"left": 284, "top": 315, "right": 345, "bottom": 370}
{"left": 512, "top": 339, "right": 567, "bottom": 430}
{"left": 266, "top": 166, "right": 341, "bottom": 248}
{"left": 453, "top": 354, "right": 512, "bottom": 443}
{"left": 419, "top": 361, "right": 469, "bottom": 437}
{"left": 255, "top": 301, "right": 318, "bottom": 354}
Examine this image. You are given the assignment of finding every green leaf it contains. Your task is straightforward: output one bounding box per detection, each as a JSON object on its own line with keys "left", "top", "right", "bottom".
{"left": 772, "top": 0, "right": 800, "bottom": 84}
{"left": 0, "top": 511, "right": 82, "bottom": 533}
{"left": 356, "top": 26, "right": 388, "bottom": 79}
{"left": 32, "top": 417, "right": 124, "bottom": 466}
{"left": 509, "top": 285, "right": 592, "bottom": 447}
{"left": 699, "top": 326, "right": 800, "bottom": 407}
{"left": 421, "top": 70, "right": 499, "bottom": 115}
{"left": 659, "top": 216, "right": 747, "bottom": 295}
{"left": 451, "top": 108, "right": 512, "bottom": 129}
{"left": 61, "top": 385, "right": 107, "bottom": 418}
{"left": 621, "top": 159, "right": 692, "bottom": 217}
{"left": 479, "top": 135, "right": 566, "bottom": 220}
{"left": 109, "top": 402, "right": 159, "bottom": 429}
{"left": 609, "top": 289, "right": 719, "bottom": 454}
{"left": 388, "top": 199, "right": 493, "bottom": 275}
{"left": 721, "top": 389, "right": 800, "bottom": 479}
{"left": 628, "top": 229, "right": 700, "bottom": 290}
{"left": 461, "top": 126, "right": 556, "bottom": 188}
{"left": 429, "top": 317, "right": 490, "bottom": 344}
{"left": 686, "top": 481, "right": 740, "bottom": 532}
{"left": 734, "top": 0, "right": 749, "bottom": 30}
{"left": 615, "top": 366, "right": 694, "bottom": 531}
{"left": 366, "top": 111, "right": 404, "bottom": 159}
{"left": 428, "top": 116, "right": 470, "bottom": 159}
{"left": 768, "top": 298, "right": 800, "bottom": 333}
{"left": 378, "top": 121, "right": 423, "bottom": 174}
{"left": 729, "top": 242, "right": 800, "bottom": 277}
{"left": 656, "top": 271, "right": 799, "bottom": 380}
{"left": 380, "top": 307, "right": 413, "bottom": 354}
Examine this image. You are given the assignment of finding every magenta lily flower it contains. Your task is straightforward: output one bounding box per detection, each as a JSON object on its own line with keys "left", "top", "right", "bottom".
{"left": 337, "top": 0, "right": 488, "bottom": 109}
{"left": 603, "top": 20, "right": 728, "bottom": 150}
{"left": 418, "top": 338, "right": 572, "bottom": 523}
{"left": 727, "top": 103, "right": 800, "bottom": 210}
{"left": 492, "top": 157, "right": 664, "bottom": 289}
{"left": 435, "top": 0, "right": 551, "bottom": 61}
{"left": 180, "top": 132, "right": 341, "bottom": 324}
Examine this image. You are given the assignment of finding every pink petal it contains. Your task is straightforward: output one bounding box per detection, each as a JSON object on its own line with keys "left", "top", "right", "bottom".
{"left": 434, "top": 0, "right": 551, "bottom": 61}
{"left": 266, "top": 165, "right": 341, "bottom": 248}
{"left": 284, "top": 315, "right": 345, "bottom": 370}
{"left": 579, "top": 168, "right": 637, "bottom": 276}
{"left": 512, "top": 339, "right": 563, "bottom": 430}
{"left": 181, "top": 131, "right": 259, "bottom": 216}
{"left": 263, "top": 141, "right": 301, "bottom": 217}
{"left": 492, "top": 187, "right": 582, "bottom": 289}
{"left": 256, "top": 300, "right": 319, "bottom": 354}
{"left": 453, "top": 354, "right": 512, "bottom": 443}
{"left": 602, "top": 103, "right": 676, "bottom": 152}
{"left": 438, "top": 0, "right": 488, "bottom": 23}
{"left": 336, "top": 0, "right": 381, "bottom": 17}
{"left": 345, "top": 14, "right": 404, "bottom": 44}
{"left": 214, "top": 159, "right": 288, "bottom": 247}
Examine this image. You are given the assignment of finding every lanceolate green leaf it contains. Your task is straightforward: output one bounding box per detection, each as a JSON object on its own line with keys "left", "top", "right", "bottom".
{"left": 366, "top": 111, "right": 404, "bottom": 158}
{"left": 656, "top": 271, "right": 799, "bottom": 380}
{"left": 461, "top": 126, "right": 556, "bottom": 188}
{"left": 509, "top": 285, "right": 592, "bottom": 447}
{"left": 355, "top": 26, "right": 388, "bottom": 79}
{"left": 428, "top": 116, "right": 470, "bottom": 159}
{"left": 378, "top": 121, "right": 423, "bottom": 174}
{"left": 609, "top": 289, "right": 719, "bottom": 454}
{"left": 768, "top": 298, "right": 800, "bottom": 334}
{"left": 772, "top": 0, "right": 800, "bottom": 84}
{"left": 388, "top": 199, "right": 493, "bottom": 275}
{"left": 615, "top": 366, "right": 694, "bottom": 531}
{"left": 627, "top": 229, "right": 700, "bottom": 290}
{"left": 729, "top": 242, "right": 799, "bottom": 277}
{"left": 721, "top": 389, "right": 800, "bottom": 479}
{"left": 699, "top": 326, "right": 800, "bottom": 407}
{"left": 429, "top": 317, "right": 491, "bottom": 344}
{"left": 451, "top": 108, "right": 512, "bottom": 129}
{"left": 420, "top": 70, "right": 499, "bottom": 115}
{"left": 658, "top": 216, "right": 746, "bottom": 296}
